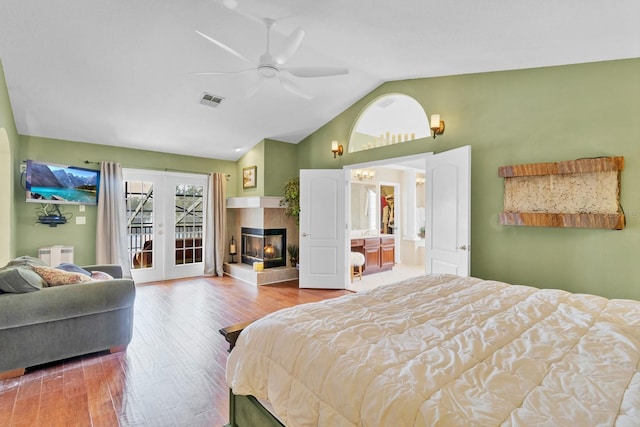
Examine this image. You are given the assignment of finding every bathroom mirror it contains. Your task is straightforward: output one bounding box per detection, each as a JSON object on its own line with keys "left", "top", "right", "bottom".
{"left": 350, "top": 183, "right": 378, "bottom": 235}
{"left": 380, "top": 185, "right": 395, "bottom": 234}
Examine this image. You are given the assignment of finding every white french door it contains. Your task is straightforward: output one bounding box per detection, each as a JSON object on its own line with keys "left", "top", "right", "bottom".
{"left": 123, "top": 170, "right": 207, "bottom": 283}
{"left": 301, "top": 147, "right": 471, "bottom": 289}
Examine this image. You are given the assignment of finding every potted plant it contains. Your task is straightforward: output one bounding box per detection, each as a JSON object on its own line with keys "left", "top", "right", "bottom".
{"left": 287, "top": 244, "right": 299, "bottom": 267}
{"left": 280, "top": 177, "right": 300, "bottom": 225}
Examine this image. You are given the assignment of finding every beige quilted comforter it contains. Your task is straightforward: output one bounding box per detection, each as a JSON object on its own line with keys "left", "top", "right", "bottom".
{"left": 226, "top": 274, "right": 640, "bottom": 426}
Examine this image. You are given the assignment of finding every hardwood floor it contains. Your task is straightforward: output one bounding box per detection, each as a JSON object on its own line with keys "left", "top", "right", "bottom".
{"left": 0, "top": 276, "right": 352, "bottom": 426}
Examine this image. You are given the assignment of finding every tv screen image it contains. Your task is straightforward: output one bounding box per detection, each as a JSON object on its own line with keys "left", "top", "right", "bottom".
{"left": 26, "top": 160, "right": 100, "bottom": 205}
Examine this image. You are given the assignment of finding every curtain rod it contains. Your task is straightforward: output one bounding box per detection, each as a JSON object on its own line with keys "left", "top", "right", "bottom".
{"left": 84, "top": 160, "right": 230, "bottom": 178}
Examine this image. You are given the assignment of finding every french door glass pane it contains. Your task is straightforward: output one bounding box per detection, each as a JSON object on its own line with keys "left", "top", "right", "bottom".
{"left": 174, "top": 184, "right": 204, "bottom": 265}
{"left": 126, "top": 180, "right": 154, "bottom": 270}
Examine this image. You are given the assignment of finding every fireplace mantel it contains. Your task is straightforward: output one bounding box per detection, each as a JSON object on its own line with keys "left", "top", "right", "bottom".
{"left": 226, "top": 197, "right": 284, "bottom": 209}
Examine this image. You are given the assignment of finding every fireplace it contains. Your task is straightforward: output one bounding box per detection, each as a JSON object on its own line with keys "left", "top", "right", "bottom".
{"left": 241, "top": 227, "right": 286, "bottom": 269}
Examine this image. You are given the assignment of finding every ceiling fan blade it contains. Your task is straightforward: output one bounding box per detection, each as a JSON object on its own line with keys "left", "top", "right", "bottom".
{"left": 195, "top": 30, "right": 253, "bottom": 65}
{"left": 274, "top": 27, "right": 305, "bottom": 65}
{"left": 221, "top": 0, "right": 238, "bottom": 9}
{"left": 278, "top": 76, "right": 312, "bottom": 100}
{"left": 282, "top": 66, "right": 349, "bottom": 78}
{"left": 192, "top": 69, "right": 254, "bottom": 76}
{"left": 245, "top": 79, "right": 264, "bottom": 98}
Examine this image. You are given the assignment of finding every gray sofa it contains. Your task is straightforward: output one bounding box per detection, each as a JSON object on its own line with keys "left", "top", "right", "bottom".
{"left": 0, "top": 262, "right": 135, "bottom": 379}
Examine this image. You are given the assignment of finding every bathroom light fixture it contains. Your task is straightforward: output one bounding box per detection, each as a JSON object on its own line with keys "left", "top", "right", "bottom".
{"left": 353, "top": 169, "right": 376, "bottom": 181}
{"left": 430, "top": 114, "right": 445, "bottom": 139}
{"left": 331, "top": 140, "right": 344, "bottom": 158}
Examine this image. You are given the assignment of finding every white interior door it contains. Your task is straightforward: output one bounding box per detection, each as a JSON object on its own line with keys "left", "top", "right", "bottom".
{"left": 425, "top": 145, "right": 471, "bottom": 276}
{"left": 124, "top": 170, "right": 207, "bottom": 283}
{"left": 299, "top": 169, "right": 347, "bottom": 289}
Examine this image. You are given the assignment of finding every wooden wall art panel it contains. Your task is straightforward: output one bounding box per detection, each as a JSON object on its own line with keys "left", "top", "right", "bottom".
{"left": 499, "top": 157, "right": 625, "bottom": 230}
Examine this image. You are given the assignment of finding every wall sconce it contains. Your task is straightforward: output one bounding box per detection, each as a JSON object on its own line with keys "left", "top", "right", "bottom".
{"left": 416, "top": 177, "right": 425, "bottom": 186}
{"left": 430, "top": 114, "right": 445, "bottom": 139}
{"left": 331, "top": 140, "right": 344, "bottom": 158}
{"left": 353, "top": 169, "right": 376, "bottom": 181}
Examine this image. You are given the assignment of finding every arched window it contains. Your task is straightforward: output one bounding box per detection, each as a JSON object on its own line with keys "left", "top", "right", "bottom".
{"left": 348, "top": 94, "right": 430, "bottom": 153}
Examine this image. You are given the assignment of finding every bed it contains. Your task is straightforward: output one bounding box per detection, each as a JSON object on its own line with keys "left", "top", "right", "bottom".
{"left": 225, "top": 274, "right": 640, "bottom": 426}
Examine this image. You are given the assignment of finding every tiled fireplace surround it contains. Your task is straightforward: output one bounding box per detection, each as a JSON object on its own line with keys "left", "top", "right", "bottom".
{"left": 224, "top": 197, "right": 299, "bottom": 285}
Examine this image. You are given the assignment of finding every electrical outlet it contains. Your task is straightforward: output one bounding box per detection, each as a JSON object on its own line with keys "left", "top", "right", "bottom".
{"left": 76, "top": 216, "right": 86, "bottom": 225}
{"left": 20, "top": 163, "right": 26, "bottom": 173}
{"left": 79, "top": 205, "right": 85, "bottom": 212}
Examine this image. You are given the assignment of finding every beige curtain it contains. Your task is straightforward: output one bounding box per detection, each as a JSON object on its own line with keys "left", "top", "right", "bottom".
{"left": 204, "top": 172, "right": 227, "bottom": 276}
{"left": 96, "top": 161, "right": 132, "bottom": 278}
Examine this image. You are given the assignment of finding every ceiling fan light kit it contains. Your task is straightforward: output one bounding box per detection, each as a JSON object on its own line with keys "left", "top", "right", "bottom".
{"left": 196, "top": 18, "right": 348, "bottom": 99}
{"left": 257, "top": 58, "right": 279, "bottom": 79}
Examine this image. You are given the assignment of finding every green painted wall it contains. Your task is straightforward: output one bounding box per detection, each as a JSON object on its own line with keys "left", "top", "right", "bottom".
{"left": 263, "top": 139, "right": 298, "bottom": 196}
{"left": 0, "top": 59, "right": 19, "bottom": 263}
{"left": 15, "top": 135, "right": 235, "bottom": 265}
{"left": 298, "top": 58, "right": 640, "bottom": 300}
{"left": 236, "top": 140, "right": 265, "bottom": 196}
{"left": 235, "top": 138, "right": 297, "bottom": 197}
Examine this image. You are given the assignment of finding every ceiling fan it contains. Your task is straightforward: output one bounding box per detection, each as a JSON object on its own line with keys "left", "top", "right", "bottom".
{"left": 195, "top": 18, "right": 348, "bottom": 99}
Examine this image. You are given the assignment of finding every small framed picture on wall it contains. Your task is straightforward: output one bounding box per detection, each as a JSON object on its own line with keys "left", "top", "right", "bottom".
{"left": 243, "top": 166, "right": 257, "bottom": 189}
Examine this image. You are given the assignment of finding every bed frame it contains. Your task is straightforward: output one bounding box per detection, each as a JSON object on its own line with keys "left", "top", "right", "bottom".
{"left": 225, "top": 390, "right": 284, "bottom": 427}
{"left": 221, "top": 322, "right": 284, "bottom": 427}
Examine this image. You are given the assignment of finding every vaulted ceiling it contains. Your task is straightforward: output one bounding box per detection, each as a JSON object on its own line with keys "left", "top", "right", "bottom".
{"left": 1, "top": 0, "right": 638, "bottom": 160}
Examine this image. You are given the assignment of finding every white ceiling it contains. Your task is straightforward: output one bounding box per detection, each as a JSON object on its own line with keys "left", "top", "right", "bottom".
{"left": 0, "top": 0, "right": 638, "bottom": 161}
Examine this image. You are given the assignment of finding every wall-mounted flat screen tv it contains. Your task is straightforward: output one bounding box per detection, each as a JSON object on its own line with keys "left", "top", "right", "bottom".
{"left": 26, "top": 160, "right": 100, "bottom": 205}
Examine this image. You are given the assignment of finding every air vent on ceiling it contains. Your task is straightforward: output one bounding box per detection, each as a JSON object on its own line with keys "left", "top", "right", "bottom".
{"left": 200, "top": 93, "right": 225, "bottom": 108}
{"left": 376, "top": 97, "right": 395, "bottom": 108}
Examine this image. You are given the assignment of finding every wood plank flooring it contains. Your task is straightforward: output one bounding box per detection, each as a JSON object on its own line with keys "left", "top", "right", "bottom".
{"left": 0, "top": 276, "right": 352, "bottom": 426}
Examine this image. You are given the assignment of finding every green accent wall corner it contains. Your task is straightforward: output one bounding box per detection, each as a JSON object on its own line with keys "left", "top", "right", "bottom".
{"left": 236, "top": 140, "right": 265, "bottom": 196}
{"left": 236, "top": 139, "right": 298, "bottom": 197}
{"left": 264, "top": 139, "right": 298, "bottom": 196}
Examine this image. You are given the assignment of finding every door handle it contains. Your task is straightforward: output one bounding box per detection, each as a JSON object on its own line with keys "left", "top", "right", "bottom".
{"left": 301, "top": 232, "right": 309, "bottom": 237}
{"left": 458, "top": 245, "right": 470, "bottom": 251}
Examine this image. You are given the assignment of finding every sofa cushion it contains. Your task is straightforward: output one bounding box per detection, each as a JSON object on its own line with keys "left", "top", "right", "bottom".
{"left": 0, "top": 267, "right": 45, "bottom": 293}
{"left": 56, "top": 263, "right": 92, "bottom": 277}
{"left": 32, "top": 265, "right": 93, "bottom": 287}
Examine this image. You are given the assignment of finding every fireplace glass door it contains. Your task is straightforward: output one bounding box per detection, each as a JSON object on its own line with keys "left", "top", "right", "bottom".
{"left": 241, "top": 228, "right": 286, "bottom": 268}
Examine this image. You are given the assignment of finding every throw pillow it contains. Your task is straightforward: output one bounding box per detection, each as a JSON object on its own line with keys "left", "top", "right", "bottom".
{"left": 56, "top": 263, "right": 92, "bottom": 277}
{"left": 3, "top": 255, "right": 48, "bottom": 269}
{"left": 31, "top": 265, "right": 93, "bottom": 287}
{"left": 0, "top": 267, "right": 45, "bottom": 293}
{"left": 91, "top": 271, "right": 114, "bottom": 281}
